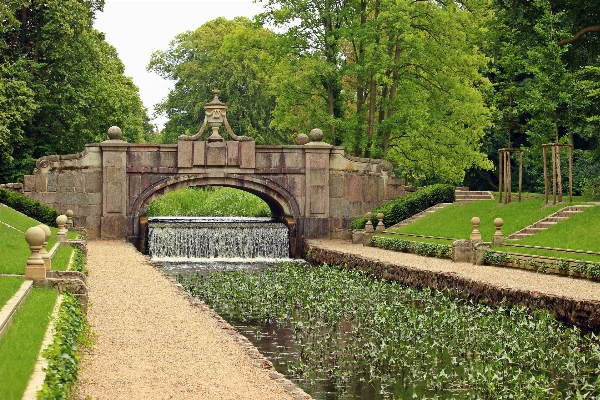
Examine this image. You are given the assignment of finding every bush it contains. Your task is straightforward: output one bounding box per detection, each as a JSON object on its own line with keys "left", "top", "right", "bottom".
{"left": 351, "top": 184, "right": 455, "bottom": 229}
{"left": 0, "top": 188, "right": 60, "bottom": 226}
{"left": 370, "top": 236, "right": 452, "bottom": 258}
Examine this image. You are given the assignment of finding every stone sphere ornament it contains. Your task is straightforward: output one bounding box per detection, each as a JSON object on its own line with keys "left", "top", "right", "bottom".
{"left": 107, "top": 126, "right": 122, "bottom": 140}
{"left": 295, "top": 133, "right": 309, "bottom": 145}
{"left": 470, "top": 216, "right": 482, "bottom": 241}
{"left": 309, "top": 128, "right": 324, "bottom": 142}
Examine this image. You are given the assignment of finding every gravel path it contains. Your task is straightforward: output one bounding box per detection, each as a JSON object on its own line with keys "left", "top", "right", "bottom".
{"left": 308, "top": 239, "right": 600, "bottom": 302}
{"left": 76, "top": 240, "right": 297, "bottom": 400}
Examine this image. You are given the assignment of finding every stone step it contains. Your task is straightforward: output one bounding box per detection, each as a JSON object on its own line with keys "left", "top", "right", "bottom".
{"left": 507, "top": 233, "right": 531, "bottom": 240}
{"left": 521, "top": 227, "right": 546, "bottom": 235}
{"left": 532, "top": 221, "right": 557, "bottom": 229}
{"left": 544, "top": 216, "right": 568, "bottom": 223}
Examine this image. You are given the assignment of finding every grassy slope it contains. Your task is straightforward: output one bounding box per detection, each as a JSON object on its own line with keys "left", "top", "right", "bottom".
{"left": 0, "top": 276, "right": 25, "bottom": 309}
{"left": 0, "top": 206, "right": 76, "bottom": 274}
{"left": 387, "top": 200, "right": 581, "bottom": 242}
{"left": 0, "top": 287, "right": 58, "bottom": 400}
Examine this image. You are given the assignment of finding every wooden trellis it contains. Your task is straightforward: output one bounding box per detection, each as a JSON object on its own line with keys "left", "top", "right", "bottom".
{"left": 542, "top": 143, "right": 573, "bottom": 205}
{"left": 498, "top": 148, "right": 523, "bottom": 204}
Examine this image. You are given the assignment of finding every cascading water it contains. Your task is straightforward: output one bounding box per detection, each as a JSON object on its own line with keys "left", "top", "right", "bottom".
{"left": 148, "top": 216, "right": 294, "bottom": 276}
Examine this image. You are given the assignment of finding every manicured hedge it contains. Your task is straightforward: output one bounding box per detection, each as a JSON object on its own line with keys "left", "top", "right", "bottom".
{"left": 0, "top": 188, "right": 60, "bottom": 226}
{"left": 351, "top": 184, "right": 455, "bottom": 229}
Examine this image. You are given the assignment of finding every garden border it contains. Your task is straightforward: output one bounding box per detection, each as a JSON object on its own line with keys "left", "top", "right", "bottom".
{"left": 305, "top": 242, "right": 600, "bottom": 331}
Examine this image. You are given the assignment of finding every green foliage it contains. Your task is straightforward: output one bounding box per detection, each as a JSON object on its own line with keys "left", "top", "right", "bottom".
{"left": 370, "top": 236, "right": 453, "bottom": 259}
{"left": 146, "top": 186, "right": 271, "bottom": 217}
{"left": 148, "top": 17, "right": 289, "bottom": 145}
{"left": 0, "top": 276, "right": 24, "bottom": 309}
{"left": 0, "top": 188, "right": 60, "bottom": 226}
{"left": 70, "top": 246, "right": 86, "bottom": 274}
{"left": 0, "top": 288, "right": 58, "bottom": 400}
{"left": 180, "top": 263, "right": 600, "bottom": 398}
{"left": 0, "top": 0, "right": 150, "bottom": 183}
{"left": 351, "top": 184, "right": 455, "bottom": 229}
{"left": 483, "top": 250, "right": 600, "bottom": 280}
{"left": 39, "top": 292, "right": 91, "bottom": 400}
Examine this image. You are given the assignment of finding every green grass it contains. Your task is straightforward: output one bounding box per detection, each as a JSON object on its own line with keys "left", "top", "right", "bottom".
{"left": 387, "top": 199, "right": 583, "bottom": 242}
{"left": 0, "top": 287, "right": 58, "bottom": 400}
{"left": 51, "top": 246, "right": 74, "bottom": 271}
{"left": 0, "top": 206, "right": 78, "bottom": 274}
{"left": 505, "top": 206, "right": 600, "bottom": 251}
{"left": 0, "top": 276, "right": 25, "bottom": 309}
{"left": 146, "top": 186, "right": 271, "bottom": 217}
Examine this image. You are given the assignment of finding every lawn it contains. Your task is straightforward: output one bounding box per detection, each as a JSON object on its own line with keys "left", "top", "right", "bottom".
{"left": 386, "top": 199, "right": 586, "bottom": 243}
{"left": 0, "top": 276, "right": 25, "bottom": 310}
{"left": 0, "top": 287, "right": 58, "bottom": 400}
{"left": 0, "top": 206, "right": 76, "bottom": 275}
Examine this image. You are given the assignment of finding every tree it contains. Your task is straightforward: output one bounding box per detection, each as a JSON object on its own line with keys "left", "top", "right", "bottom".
{"left": 0, "top": 0, "right": 149, "bottom": 183}
{"left": 148, "top": 17, "right": 287, "bottom": 145}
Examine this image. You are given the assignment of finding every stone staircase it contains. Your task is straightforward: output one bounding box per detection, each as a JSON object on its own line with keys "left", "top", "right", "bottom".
{"left": 455, "top": 189, "right": 495, "bottom": 202}
{"left": 506, "top": 205, "right": 593, "bottom": 240}
{"left": 388, "top": 203, "right": 452, "bottom": 229}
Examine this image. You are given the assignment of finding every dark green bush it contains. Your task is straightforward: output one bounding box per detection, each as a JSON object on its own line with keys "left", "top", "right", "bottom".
{"left": 351, "top": 184, "right": 455, "bottom": 229}
{"left": 0, "top": 188, "right": 60, "bottom": 226}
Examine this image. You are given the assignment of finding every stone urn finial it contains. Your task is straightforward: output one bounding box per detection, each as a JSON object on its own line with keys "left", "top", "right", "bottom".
{"left": 66, "top": 209, "right": 74, "bottom": 229}
{"left": 37, "top": 224, "right": 52, "bottom": 271}
{"left": 365, "top": 212, "right": 374, "bottom": 233}
{"left": 24, "top": 226, "right": 46, "bottom": 279}
{"left": 205, "top": 89, "right": 227, "bottom": 142}
{"left": 470, "top": 216, "right": 482, "bottom": 242}
{"left": 56, "top": 214, "right": 68, "bottom": 242}
{"left": 493, "top": 217, "right": 504, "bottom": 244}
{"left": 107, "top": 126, "right": 122, "bottom": 140}
{"left": 309, "top": 128, "right": 324, "bottom": 142}
{"left": 375, "top": 212, "right": 385, "bottom": 232}
{"left": 296, "top": 133, "right": 309, "bottom": 145}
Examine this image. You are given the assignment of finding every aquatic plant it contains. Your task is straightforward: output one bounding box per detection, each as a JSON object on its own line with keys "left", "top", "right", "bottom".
{"left": 180, "top": 263, "right": 600, "bottom": 399}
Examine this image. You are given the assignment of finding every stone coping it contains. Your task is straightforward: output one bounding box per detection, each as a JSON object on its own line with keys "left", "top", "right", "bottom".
{"left": 22, "top": 294, "right": 63, "bottom": 400}
{"left": 0, "top": 280, "right": 33, "bottom": 339}
{"left": 501, "top": 243, "right": 600, "bottom": 256}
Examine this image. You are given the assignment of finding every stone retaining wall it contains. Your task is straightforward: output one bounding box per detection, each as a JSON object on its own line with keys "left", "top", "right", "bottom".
{"left": 304, "top": 243, "right": 600, "bottom": 331}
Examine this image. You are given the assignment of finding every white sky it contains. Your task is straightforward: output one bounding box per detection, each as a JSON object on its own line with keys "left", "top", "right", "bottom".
{"left": 93, "top": 0, "right": 267, "bottom": 130}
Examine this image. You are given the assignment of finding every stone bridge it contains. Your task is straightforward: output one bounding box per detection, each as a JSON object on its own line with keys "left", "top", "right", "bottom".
{"left": 16, "top": 129, "right": 404, "bottom": 256}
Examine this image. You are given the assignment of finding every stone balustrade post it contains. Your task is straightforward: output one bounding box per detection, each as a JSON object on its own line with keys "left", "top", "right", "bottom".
{"left": 363, "top": 212, "right": 374, "bottom": 246}
{"left": 375, "top": 213, "right": 385, "bottom": 232}
{"left": 24, "top": 226, "right": 46, "bottom": 279}
{"left": 66, "top": 209, "right": 74, "bottom": 229}
{"left": 493, "top": 218, "right": 504, "bottom": 245}
{"left": 56, "top": 214, "right": 68, "bottom": 242}
{"left": 470, "top": 217, "right": 482, "bottom": 242}
{"left": 38, "top": 224, "right": 51, "bottom": 271}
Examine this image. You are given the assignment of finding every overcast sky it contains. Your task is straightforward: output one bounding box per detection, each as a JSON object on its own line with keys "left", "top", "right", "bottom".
{"left": 93, "top": 0, "right": 267, "bottom": 130}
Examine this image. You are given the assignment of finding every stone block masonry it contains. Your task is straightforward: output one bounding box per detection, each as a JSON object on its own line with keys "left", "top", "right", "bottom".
{"left": 15, "top": 128, "right": 408, "bottom": 257}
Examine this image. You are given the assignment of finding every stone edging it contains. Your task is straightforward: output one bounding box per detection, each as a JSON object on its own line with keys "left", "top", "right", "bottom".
{"left": 0, "top": 280, "right": 33, "bottom": 339}
{"left": 305, "top": 244, "right": 600, "bottom": 331}
{"left": 149, "top": 261, "right": 312, "bottom": 400}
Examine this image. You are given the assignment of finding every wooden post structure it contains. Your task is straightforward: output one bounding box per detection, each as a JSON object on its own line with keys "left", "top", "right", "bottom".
{"left": 498, "top": 148, "right": 523, "bottom": 204}
{"left": 542, "top": 143, "right": 573, "bottom": 205}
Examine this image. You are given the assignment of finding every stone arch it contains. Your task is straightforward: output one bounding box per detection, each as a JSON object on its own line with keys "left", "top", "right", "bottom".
{"left": 128, "top": 173, "right": 303, "bottom": 257}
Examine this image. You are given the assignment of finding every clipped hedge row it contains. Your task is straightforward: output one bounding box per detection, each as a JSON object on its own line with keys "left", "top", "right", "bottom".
{"left": 351, "top": 184, "right": 455, "bottom": 229}
{"left": 482, "top": 250, "right": 600, "bottom": 281}
{"left": 370, "top": 236, "right": 453, "bottom": 259}
{"left": 38, "top": 292, "right": 90, "bottom": 400}
{"left": 0, "top": 188, "right": 60, "bottom": 226}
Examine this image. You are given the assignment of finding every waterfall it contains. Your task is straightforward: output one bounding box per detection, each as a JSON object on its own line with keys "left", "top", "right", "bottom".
{"left": 147, "top": 216, "right": 293, "bottom": 276}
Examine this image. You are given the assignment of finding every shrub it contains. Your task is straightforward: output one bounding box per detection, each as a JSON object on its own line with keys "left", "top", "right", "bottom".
{"left": 0, "top": 188, "right": 60, "bottom": 226}
{"left": 370, "top": 236, "right": 452, "bottom": 258}
{"left": 351, "top": 184, "right": 455, "bottom": 229}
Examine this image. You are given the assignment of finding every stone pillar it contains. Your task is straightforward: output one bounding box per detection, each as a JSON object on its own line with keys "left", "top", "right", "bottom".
{"left": 470, "top": 217, "right": 482, "bottom": 242}
{"left": 38, "top": 224, "right": 52, "bottom": 271}
{"left": 100, "top": 127, "right": 128, "bottom": 239}
{"left": 66, "top": 209, "right": 74, "bottom": 229}
{"left": 303, "top": 129, "right": 332, "bottom": 238}
{"left": 24, "top": 226, "right": 46, "bottom": 280}
{"left": 452, "top": 240, "right": 474, "bottom": 263}
{"left": 493, "top": 218, "right": 504, "bottom": 245}
{"left": 474, "top": 242, "right": 492, "bottom": 265}
{"left": 375, "top": 213, "right": 385, "bottom": 232}
{"left": 56, "top": 215, "right": 68, "bottom": 242}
